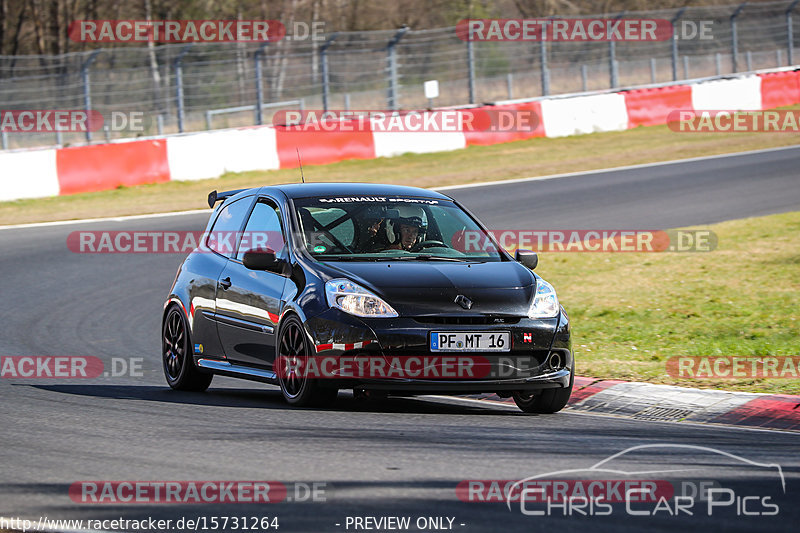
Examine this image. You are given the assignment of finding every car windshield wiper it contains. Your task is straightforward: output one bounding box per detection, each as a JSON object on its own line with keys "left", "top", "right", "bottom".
{"left": 391, "top": 255, "right": 468, "bottom": 262}
{"left": 316, "top": 255, "right": 374, "bottom": 261}
{"left": 318, "top": 254, "right": 471, "bottom": 262}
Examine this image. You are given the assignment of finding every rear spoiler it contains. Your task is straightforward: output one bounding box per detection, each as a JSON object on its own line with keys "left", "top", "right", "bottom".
{"left": 207, "top": 189, "right": 247, "bottom": 208}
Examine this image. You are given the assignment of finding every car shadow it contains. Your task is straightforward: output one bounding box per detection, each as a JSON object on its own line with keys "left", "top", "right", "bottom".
{"left": 23, "top": 384, "right": 525, "bottom": 416}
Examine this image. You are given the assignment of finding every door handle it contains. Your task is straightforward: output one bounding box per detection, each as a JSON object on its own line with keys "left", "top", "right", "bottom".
{"left": 218, "top": 277, "right": 232, "bottom": 290}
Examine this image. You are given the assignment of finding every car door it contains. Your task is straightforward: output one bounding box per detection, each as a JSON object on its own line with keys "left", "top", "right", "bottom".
{"left": 193, "top": 195, "right": 255, "bottom": 358}
{"left": 215, "top": 197, "right": 288, "bottom": 368}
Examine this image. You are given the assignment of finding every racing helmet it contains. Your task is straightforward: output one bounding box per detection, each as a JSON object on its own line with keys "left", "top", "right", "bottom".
{"left": 390, "top": 206, "right": 427, "bottom": 247}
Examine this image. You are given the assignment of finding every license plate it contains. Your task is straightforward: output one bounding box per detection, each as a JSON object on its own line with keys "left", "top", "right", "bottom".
{"left": 430, "top": 331, "right": 510, "bottom": 352}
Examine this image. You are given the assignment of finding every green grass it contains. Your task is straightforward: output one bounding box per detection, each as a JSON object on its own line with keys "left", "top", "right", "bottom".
{"left": 2, "top": 105, "right": 800, "bottom": 225}
{"left": 534, "top": 211, "right": 800, "bottom": 394}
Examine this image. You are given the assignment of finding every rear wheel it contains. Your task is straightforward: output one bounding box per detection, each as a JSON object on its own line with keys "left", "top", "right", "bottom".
{"left": 277, "top": 316, "right": 337, "bottom": 407}
{"left": 513, "top": 363, "right": 573, "bottom": 414}
{"left": 162, "top": 305, "right": 213, "bottom": 391}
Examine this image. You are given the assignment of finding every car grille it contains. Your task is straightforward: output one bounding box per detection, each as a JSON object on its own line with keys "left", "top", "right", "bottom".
{"left": 412, "top": 316, "right": 520, "bottom": 325}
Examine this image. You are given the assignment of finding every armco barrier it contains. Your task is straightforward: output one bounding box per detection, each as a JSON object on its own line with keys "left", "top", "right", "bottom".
{"left": 624, "top": 85, "right": 693, "bottom": 128}
{"left": 0, "top": 148, "right": 60, "bottom": 202}
{"left": 758, "top": 70, "right": 800, "bottom": 110}
{"left": 56, "top": 139, "right": 170, "bottom": 195}
{"left": 3, "top": 67, "right": 800, "bottom": 203}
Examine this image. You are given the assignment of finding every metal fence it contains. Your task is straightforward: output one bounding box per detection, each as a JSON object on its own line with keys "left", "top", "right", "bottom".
{"left": 1, "top": 0, "right": 799, "bottom": 150}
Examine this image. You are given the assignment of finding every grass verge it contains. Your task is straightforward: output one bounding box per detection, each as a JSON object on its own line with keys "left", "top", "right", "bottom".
{"left": 2, "top": 105, "right": 800, "bottom": 225}
{"left": 534, "top": 210, "right": 800, "bottom": 395}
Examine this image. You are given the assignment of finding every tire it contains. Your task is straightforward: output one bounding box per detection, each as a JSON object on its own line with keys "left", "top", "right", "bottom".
{"left": 512, "top": 362, "right": 574, "bottom": 414}
{"left": 162, "top": 305, "right": 213, "bottom": 392}
{"left": 276, "top": 315, "right": 338, "bottom": 407}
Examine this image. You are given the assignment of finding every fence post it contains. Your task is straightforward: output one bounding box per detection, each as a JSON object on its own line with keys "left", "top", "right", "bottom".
{"left": 609, "top": 11, "right": 625, "bottom": 89}
{"left": 320, "top": 33, "right": 339, "bottom": 112}
{"left": 386, "top": 26, "right": 408, "bottom": 111}
{"left": 716, "top": 52, "right": 722, "bottom": 75}
{"left": 254, "top": 42, "right": 268, "bottom": 125}
{"left": 467, "top": 38, "right": 476, "bottom": 104}
{"left": 81, "top": 50, "right": 100, "bottom": 143}
{"left": 787, "top": 1, "right": 799, "bottom": 66}
{"left": 581, "top": 64, "right": 588, "bottom": 92}
{"left": 507, "top": 73, "right": 513, "bottom": 99}
{"left": 540, "top": 39, "right": 550, "bottom": 96}
{"left": 731, "top": 2, "right": 747, "bottom": 73}
{"left": 650, "top": 57, "right": 657, "bottom": 83}
{"left": 683, "top": 55, "right": 689, "bottom": 78}
{"left": 746, "top": 50, "right": 753, "bottom": 71}
{"left": 173, "top": 45, "right": 192, "bottom": 134}
{"left": 1, "top": 130, "right": 7, "bottom": 150}
{"left": 670, "top": 8, "right": 686, "bottom": 81}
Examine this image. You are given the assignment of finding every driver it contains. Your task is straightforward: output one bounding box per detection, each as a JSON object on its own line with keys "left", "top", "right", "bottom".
{"left": 387, "top": 215, "right": 426, "bottom": 251}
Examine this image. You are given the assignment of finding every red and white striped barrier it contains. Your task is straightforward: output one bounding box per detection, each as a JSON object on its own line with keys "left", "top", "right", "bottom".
{"left": 474, "top": 376, "right": 800, "bottom": 431}
{"left": 2, "top": 68, "right": 799, "bottom": 203}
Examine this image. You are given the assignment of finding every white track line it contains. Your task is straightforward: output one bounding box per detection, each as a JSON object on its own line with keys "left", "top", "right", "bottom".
{"left": 1, "top": 143, "right": 798, "bottom": 231}
{"left": 434, "top": 143, "right": 800, "bottom": 192}
{"left": 0, "top": 208, "right": 209, "bottom": 231}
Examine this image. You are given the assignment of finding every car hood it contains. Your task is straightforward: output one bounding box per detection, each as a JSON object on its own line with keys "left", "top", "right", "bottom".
{"left": 323, "top": 260, "right": 535, "bottom": 316}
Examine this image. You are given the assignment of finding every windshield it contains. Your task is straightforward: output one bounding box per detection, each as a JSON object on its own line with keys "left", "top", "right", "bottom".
{"left": 292, "top": 196, "right": 505, "bottom": 262}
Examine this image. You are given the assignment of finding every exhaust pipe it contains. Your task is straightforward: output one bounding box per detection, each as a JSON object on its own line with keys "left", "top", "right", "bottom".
{"left": 548, "top": 352, "right": 562, "bottom": 371}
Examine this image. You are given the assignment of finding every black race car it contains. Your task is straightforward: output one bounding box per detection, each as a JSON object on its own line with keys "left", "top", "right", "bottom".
{"left": 162, "top": 183, "right": 573, "bottom": 413}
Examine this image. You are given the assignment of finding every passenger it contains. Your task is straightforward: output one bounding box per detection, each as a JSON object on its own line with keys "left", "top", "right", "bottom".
{"left": 362, "top": 210, "right": 388, "bottom": 252}
{"left": 386, "top": 216, "right": 426, "bottom": 251}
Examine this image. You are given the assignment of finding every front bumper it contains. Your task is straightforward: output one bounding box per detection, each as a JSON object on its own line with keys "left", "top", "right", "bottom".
{"left": 303, "top": 308, "right": 572, "bottom": 393}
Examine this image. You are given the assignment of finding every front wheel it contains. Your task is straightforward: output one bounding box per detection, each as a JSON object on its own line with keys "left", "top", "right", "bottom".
{"left": 512, "top": 363, "right": 574, "bottom": 414}
{"left": 276, "top": 316, "right": 337, "bottom": 407}
{"left": 162, "top": 305, "right": 213, "bottom": 391}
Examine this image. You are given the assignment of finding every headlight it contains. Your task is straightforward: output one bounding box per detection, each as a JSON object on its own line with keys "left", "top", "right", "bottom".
{"left": 528, "top": 278, "right": 560, "bottom": 319}
{"left": 325, "top": 279, "right": 398, "bottom": 318}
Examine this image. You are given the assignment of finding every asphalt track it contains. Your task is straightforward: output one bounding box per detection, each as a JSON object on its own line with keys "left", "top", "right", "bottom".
{"left": 1, "top": 146, "right": 799, "bottom": 532}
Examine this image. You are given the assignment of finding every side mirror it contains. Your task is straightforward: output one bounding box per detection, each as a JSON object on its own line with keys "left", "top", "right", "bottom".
{"left": 515, "top": 249, "right": 538, "bottom": 270}
{"left": 243, "top": 249, "right": 284, "bottom": 274}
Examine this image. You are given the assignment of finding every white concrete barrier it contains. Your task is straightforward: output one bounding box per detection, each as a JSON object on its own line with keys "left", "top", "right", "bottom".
{"left": 541, "top": 93, "right": 629, "bottom": 137}
{"left": 0, "top": 148, "right": 60, "bottom": 201}
{"left": 691, "top": 76, "right": 762, "bottom": 111}
{"left": 372, "top": 131, "right": 466, "bottom": 158}
{"left": 167, "top": 127, "right": 279, "bottom": 181}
